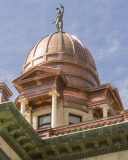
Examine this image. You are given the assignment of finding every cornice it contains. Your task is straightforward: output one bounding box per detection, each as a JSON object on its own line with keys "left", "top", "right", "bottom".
{"left": 88, "top": 83, "right": 109, "bottom": 92}
{"left": 41, "top": 121, "right": 128, "bottom": 160}
{"left": 0, "top": 83, "right": 13, "bottom": 98}
{"left": 105, "top": 85, "right": 123, "bottom": 111}
{"left": 0, "top": 101, "right": 42, "bottom": 160}
{"left": 12, "top": 66, "right": 61, "bottom": 83}
{"left": 13, "top": 66, "right": 68, "bottom": 100}
{"left": 0, "top": 102, "right": 128, "bottom": 160}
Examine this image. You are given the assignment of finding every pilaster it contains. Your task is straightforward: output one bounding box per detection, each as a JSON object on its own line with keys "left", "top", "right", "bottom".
{"left": 26, "top": 107, "right": 32, "bottom": 124}
{"left": 57, "top": 100, "right": 64, "bottom": 127}
{"left": 87, "top": 108, "right": 95, "bottom": 120}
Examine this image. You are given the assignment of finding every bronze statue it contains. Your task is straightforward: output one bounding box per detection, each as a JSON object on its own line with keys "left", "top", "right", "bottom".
{"left": 52, "top": 4, "right": 64, "bottom": 32}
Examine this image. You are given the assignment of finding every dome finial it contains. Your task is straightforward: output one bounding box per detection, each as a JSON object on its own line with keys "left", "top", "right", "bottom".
{"left": 52, "top": 4, "right": 64, "bottom": 32}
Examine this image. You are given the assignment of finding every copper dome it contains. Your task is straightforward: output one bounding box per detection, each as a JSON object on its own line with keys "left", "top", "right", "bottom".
{"left": 22, "top": 32, "right": 100, "bottom": 88}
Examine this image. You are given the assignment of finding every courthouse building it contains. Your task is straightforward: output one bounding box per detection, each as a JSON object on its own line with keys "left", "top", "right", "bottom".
{"left": 0, "top": 29, "right": 128, "bottom": 159}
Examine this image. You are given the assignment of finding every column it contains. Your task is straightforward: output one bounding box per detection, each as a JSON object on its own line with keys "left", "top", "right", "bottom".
{"left": 18, "top": 98, "right": 28, "bottom": 116}
{"left": 49, "top": 90, "right": 60, "bottom": 128}
{"left": 26, "top": 107, "right": 32, "bottom": 124}
{"left": 100, "top": 104, "right": 109, "bottom": 118}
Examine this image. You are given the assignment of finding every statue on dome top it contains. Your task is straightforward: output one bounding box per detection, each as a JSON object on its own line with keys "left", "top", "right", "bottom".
{"left": 52, "top": 4, "right": 64, "bottom": 32}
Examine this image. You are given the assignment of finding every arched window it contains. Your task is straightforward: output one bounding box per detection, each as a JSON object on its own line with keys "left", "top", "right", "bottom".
{"left": 38, "top": 114, "right": 51, "bottom": 129}
{"left": 69, "top": 114, "right": 82, "bottom": 124}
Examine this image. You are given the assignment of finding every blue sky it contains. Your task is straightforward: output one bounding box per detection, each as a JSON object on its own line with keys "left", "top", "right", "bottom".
{"left": 0, "top": 0, "right": 128, "bottom": 109}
